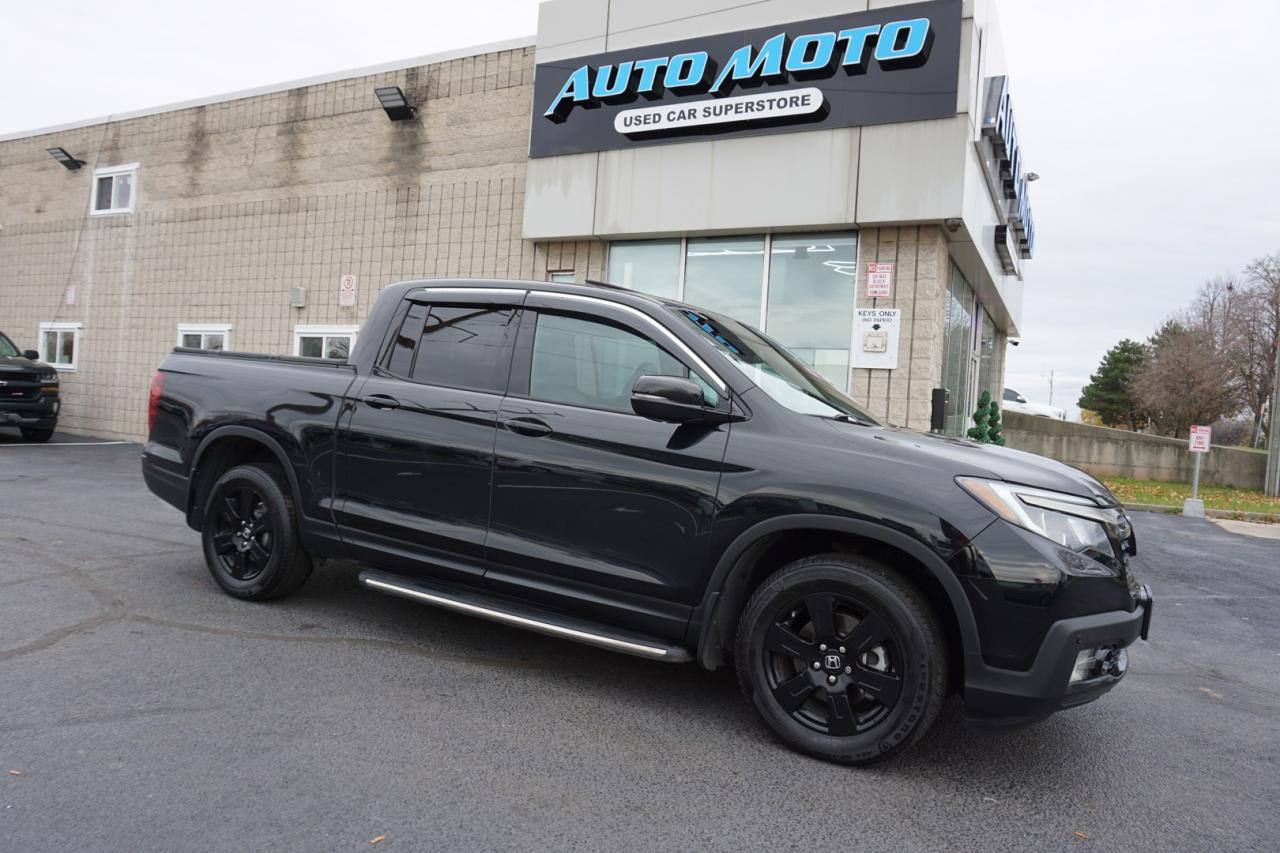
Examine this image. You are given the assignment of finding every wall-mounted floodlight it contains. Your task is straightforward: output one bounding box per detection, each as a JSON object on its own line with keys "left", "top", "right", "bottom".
{"left": 47, "top": 147, "right": 85, "bottom": 170}
{"left": 374, "top": 86, "right": 416, "bottom": 121}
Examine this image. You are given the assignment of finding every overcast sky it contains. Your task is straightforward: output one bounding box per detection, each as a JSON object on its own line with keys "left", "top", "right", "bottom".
{"left": 3, "top": 1, "right": 1278, "bottom": 418}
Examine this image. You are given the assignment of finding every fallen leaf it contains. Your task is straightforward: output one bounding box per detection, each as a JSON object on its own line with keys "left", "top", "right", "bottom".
{"left": 370, "top": 836, "right": 386, "bottom": 845}
{"left": 6, "top": 770, "right": 21, "bottom": 776}
{"left": 1073, "top": 831, "right": 1089, "bottom": 840}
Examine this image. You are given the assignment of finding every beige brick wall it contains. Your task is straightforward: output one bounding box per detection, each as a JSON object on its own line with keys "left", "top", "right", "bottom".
{"left": 0, "top": 47, "right": 590, "bottom": 440}
{"left": 850, "top": 225, "right": 949, "bottom": 431}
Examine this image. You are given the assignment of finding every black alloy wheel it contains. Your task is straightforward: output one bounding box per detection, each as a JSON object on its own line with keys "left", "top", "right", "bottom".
{"left": 736, "top": 554, "right": 947, "bottom": 765}
{"left": 210, "top": 485, "right": 274, "bottom": 582}
{"left": 201, "top": 463, "right": 313, "bottom": 601}
{"left": 764, "top": 592, "right": 904, "bottom": 737}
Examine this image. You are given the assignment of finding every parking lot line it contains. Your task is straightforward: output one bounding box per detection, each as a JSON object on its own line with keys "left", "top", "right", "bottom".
{"left": 0, "top": 440, "right": 131, "bottom": 448}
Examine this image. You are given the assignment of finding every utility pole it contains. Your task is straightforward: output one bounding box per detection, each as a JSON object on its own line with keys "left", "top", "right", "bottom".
{"left": 1048, "top": 370, "right": 1055, "bottom": 407}
{"left": 1265, "top": 346, "right": 1280, "bottom": 497}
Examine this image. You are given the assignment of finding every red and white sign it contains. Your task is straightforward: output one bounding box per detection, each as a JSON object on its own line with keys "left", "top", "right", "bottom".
{"left": 338, "top": 274, "right": 357, "bottom": 307}
{"left": 1189, "top": 425, "right": 1212, "bottom": 453}
{"left": 866, "top": 263, "right": 894, "bottom": 298}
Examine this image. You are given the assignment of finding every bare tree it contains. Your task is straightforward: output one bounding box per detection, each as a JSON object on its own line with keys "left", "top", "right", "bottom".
{"left": 1240, "top": 253, "right": 1280, "bottom": 444}
{"left": 1130, "top": 321, "right": 1239, "bottom": 438}
{"left": 1184, "top": 256, "right": 1280, "bottom": 445}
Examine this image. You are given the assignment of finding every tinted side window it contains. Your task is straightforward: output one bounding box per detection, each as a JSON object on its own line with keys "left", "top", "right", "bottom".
{"left": 1002, "top": 389, "right": 1019, "bottom": 402}
{"left": 529, "top": 313, "right": 688, "bottom": 412}
{"left": 408, "top": 304, "right": 517, "bottom": 393}
{"left": 386, "top": 302, "right": 429, "bottom": 377}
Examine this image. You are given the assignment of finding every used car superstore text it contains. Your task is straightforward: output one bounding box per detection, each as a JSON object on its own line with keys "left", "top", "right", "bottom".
{"left": 616, "top": 89, "right": 821, "bottom": 134}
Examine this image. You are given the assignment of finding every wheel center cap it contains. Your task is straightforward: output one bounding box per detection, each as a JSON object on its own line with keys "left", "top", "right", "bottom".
{"left": 822, "top": 653, "right": 844, "bottom": 672}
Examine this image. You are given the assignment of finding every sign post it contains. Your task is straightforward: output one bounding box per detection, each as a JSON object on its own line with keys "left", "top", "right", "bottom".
{"left": 1184, "top": 425, "right": 1211, "bottom": 517}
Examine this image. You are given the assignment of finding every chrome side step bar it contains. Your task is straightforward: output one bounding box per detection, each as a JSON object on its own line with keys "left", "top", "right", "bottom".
{"left": 358, "top": 570, "right": 692, "bottom": 663}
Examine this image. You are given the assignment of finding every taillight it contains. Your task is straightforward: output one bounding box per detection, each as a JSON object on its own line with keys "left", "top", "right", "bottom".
{"left": 147, "top": 372, "right": 165, "bottom": 433}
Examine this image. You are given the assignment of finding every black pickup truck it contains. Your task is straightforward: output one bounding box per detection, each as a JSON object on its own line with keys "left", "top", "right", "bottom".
{"left": 0, "top": 330, "right": 60, "bottom": 442}
{"left": 143, "top": 279, "right": 1151, "bottom": 764}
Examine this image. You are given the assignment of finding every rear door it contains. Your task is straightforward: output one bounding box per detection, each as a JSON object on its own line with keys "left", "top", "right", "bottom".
{"left": 484, "top": 293, "right": 732, "bottom": 636}
{"left": 335, "top": 287, "right": 525, "bottom": 582}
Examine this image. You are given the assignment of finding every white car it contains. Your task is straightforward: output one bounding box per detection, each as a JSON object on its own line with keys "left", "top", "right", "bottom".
{"left": 1002, "top": 387, "right": 1066, "bottom": 419}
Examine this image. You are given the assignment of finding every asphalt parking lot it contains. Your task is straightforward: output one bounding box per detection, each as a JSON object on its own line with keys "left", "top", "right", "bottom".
{"left": 3, "top": 435, "right": 1278, "bottom": 852}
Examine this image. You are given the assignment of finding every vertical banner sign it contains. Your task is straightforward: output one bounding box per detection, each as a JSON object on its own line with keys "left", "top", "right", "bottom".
{"left": 338, "top": 274, "right": 357, "bottom": 307}
{"left": 866, "top": 263, "right": 894, "bottom": 298}
{"left": 64, "top": 286, "right": 76, "bottom": 306}
{"left": 1188, "top": 425, "right": 1212, "bottom": 453}
{"left": 851, "top": 308, "right": 901, "bottom": 370}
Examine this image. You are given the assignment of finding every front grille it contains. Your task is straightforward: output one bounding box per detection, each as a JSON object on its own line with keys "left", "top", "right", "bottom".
{"left": 3, "top": 386, "right": 39, "bottom": 400}
{"left": 0, "top": 371, "right": 41, "bottom": 400}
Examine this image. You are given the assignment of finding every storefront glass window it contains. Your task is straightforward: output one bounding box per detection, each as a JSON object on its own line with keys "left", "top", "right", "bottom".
{"left": 684, "top": 236, "right": 766, "bottom": 326}
{"left": 941, "top": 262, "right": 975, "bottom": 436}
{"left": 765, "top": 234, "right": 858, "bottom": 390}
{"left": 606, "top": 239, "right": 681, "bottom": 299}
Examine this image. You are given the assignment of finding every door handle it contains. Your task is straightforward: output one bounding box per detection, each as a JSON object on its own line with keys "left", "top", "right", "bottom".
{"left": 503, "top": 416, "right": 552, "bottom": 437}
{"left": 363, "top": 394, "right": 402, "bottom": 410}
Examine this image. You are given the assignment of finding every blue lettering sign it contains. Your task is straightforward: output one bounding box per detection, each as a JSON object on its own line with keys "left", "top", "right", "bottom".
{"left": 665, "top": 52, "right": 709, "bottom": 88}
{"left": 544, "top": 65, "right": 593, "bottom": 121}
{"left": 785, "top": 32, "right": 837, "bottom": 73}
{"left": 710, "top": 32, "right": 787, "bottom": 93}
{"left": 544, "top": 14, "right": 940, "bottom": 118}
{"left": 875, "top": 19, "right": 932, "bottom": 66}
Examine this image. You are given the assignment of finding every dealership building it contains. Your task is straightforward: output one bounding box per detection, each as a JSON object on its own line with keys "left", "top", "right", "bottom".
{"left": 0, "top": 0, "right": 1032, "bottom": 441}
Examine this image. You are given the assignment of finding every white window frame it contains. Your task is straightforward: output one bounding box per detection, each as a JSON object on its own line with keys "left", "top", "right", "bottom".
{"left": 90, "top": 163, "right": 139, "bottom": 216}
{"left": 293, "top": 324, "right": 359, "bottom": 359}
{"left": 38, "top": 321, "right": 83, "bottom": 372}
{"left": 177, "top": 323, "right": 232, "bottom": 351}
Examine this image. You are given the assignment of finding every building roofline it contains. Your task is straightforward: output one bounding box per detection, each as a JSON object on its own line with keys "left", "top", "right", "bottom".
{"left": 0, "top": 34, "right": 535, "bottom": 143}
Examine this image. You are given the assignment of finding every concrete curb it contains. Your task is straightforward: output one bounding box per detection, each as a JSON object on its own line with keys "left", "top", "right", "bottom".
{"left": 1123, "top": 502, "right": 1280, "bottom": 524}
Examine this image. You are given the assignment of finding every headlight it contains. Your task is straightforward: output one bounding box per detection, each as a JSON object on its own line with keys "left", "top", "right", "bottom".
{"left": 38, "top": 370, "right": 58, "bottom": 384}
{"left": 957, "top": 477, "right": 1127, "bottom": 574}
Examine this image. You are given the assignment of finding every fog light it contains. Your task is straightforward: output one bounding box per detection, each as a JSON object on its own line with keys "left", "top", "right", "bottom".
{"left": 1069, "top": 645, "right": 1125, "bottom": 684}
{"left": 1070, "top": 648, "right": 1099, "bottom": 684}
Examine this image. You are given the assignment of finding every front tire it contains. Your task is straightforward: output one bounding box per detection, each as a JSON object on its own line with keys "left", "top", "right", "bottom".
{"left": 201, "top": 463, "right": 313, "bottom": 600}
{"left": 20, "top": 427, "right": 54, "bottom": 443}
{"left": 734, "top": 554, "right": 947, "bottom": 765}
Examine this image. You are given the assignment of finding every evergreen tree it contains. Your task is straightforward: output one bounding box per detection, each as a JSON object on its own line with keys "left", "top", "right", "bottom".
{"left": 968, "top": 391, "right": 993, "bottom": 442}
{"left": 1078, "top": 339, "right": 1148, "bottom": 429}
{"left": 988, "top": 401, "right": 1005, "bottom": 446}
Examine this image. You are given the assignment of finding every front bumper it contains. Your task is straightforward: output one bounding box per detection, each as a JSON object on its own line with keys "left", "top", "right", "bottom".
{"left": 0, "top": 396, "right": 59, "bottom": 429}
{"left": 963, "top": 584, "right": 1153, "bottom": 729}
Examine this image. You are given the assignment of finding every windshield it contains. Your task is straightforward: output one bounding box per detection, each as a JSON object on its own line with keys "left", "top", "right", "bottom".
{"left": 0, "top": 333, "right": 19, "bottom": 358}
{"left": 669, "top": 306, "right": 881, "bottom": 424}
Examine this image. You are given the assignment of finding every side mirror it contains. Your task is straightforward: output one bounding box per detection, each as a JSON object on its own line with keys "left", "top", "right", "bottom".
{"left": 22, "top": 349, "right": 40, "bottom": 361}
{"left": 631, "top": 375, "right": 723, "bottom": 424}
{"left": 1017, "top": 396, "right": 1028, "bottom": 404}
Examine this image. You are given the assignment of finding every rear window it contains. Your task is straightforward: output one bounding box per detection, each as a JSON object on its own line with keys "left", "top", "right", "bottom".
{"left": 385, "top": 302, "right": 518, "bottom": 393}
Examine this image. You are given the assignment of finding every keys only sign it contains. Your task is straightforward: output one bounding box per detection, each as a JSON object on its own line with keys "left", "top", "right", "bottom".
{"left": 529, "top": 0, "right": 961, "bottom": 158}
{"left": 852, "top": 308, "right": 901, "bottom": 370}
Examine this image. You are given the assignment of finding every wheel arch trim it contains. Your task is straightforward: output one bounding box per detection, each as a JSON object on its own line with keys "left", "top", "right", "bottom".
{"left": 693, "top": 514, "right": 981, "bottom": 669}
{"left": 186, "top": 425, "right": 303, "bottom": 528}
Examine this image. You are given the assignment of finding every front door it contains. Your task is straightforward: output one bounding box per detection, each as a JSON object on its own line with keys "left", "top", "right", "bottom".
{"left": 336, "top": 288, "right": 525, "bottom": 581}
{"left": 484, "top": 295, "right": 731, "bottom": 636}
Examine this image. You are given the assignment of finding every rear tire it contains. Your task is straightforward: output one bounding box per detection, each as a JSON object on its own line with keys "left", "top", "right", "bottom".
{"left": 20, "top": 428, "right": 54, "bottom": 443}
{"left": 201, "top": 463, "right": 313, "bottom": 600}
{"left": 734, "top": 553, "right": 947, "bottom": 765}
